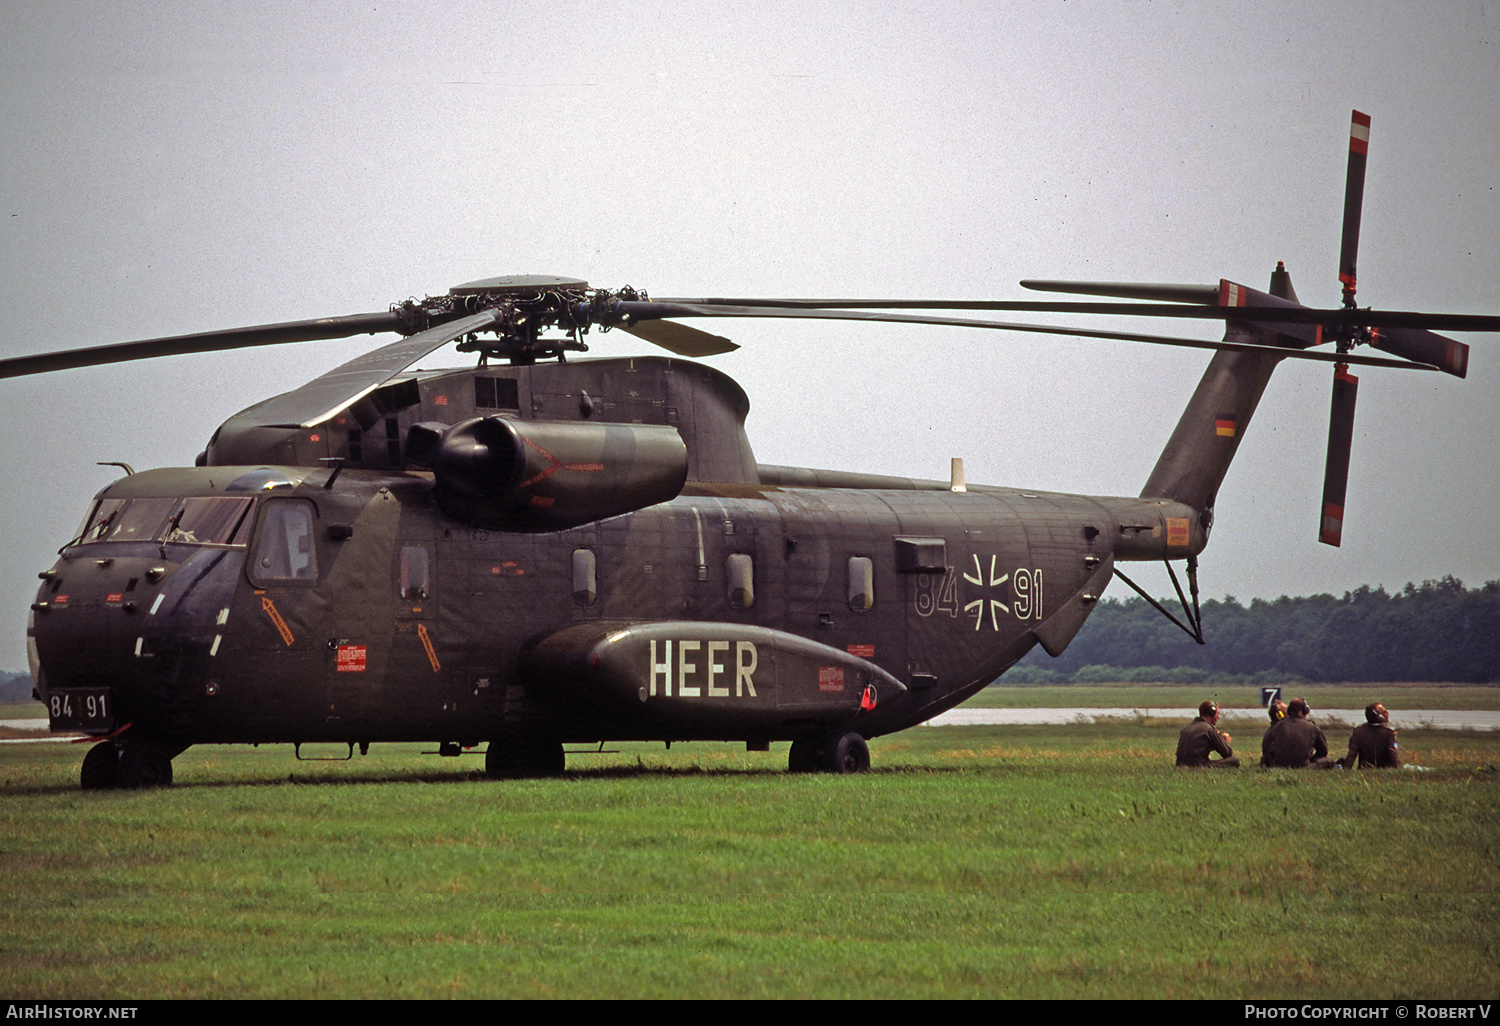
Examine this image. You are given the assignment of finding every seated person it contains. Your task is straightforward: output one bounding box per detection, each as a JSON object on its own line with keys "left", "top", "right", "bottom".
{"left": 1338, "top": 702, "right": 1401, "bottom": 769}
{"left": 1261, "top": 698, "right": 1334, "bottom": 768}
{"left": 1176, "top": 700, "right": 1240, "bottom": 768}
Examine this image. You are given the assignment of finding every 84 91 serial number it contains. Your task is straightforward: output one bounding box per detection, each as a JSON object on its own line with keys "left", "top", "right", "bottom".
{"left": 48, "top": 688, "right": 113, "bottom": 732}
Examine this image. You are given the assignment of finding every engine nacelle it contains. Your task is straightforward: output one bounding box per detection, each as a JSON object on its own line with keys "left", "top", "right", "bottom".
{"left": 406, "top": 416, "right": 688, "bottom": 531}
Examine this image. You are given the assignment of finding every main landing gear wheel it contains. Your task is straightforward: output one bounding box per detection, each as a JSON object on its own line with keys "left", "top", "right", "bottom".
{"left": 826, "top": 731, "right": 870, "bottom": 774}
{"left": 484, "top": 739, "right": 566, "bottom": 779}
{"left": 115, "top": 741, "right": 174, "bottom": 789}
{"left": 788, "top": 738, "right": 818, "bottom": 773}
{"left": 787, "top": 731, "right": 870, "bottom": 774}
{"left": 80, "top": 742, "right": 118, "bottom": 790}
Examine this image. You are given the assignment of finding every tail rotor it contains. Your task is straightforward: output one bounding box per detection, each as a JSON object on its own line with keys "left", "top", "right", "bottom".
{"left": 1319, "top": 110, "right": 1372, "bottom": 547}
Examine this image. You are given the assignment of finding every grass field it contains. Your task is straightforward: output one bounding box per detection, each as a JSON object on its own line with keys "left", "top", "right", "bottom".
{"left": 9, "top": 682, "right": 1497, "bottom": 726}
{"left": 2, "top": 708, "right": 1497, "bottom": 999}
{"left": 962, "top": 682, "right": 1500, "bottom": 711}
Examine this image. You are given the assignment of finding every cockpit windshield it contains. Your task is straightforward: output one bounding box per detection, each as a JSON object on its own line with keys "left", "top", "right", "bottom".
{"left": 163, "top": 497, "right": 255, "bottom": 545}
{"left": 70, "top": 496, "right": 254, "bottom": 548}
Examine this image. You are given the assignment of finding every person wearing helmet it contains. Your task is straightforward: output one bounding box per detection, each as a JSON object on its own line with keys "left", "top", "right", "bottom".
{"left": 1338, "top": 702, "right": 1401, "bottom": 769}
{"left": 1257, "top": 699, "right": 1288, "bottom": 766}
{"left": 1261, "top": 697, "right": 1334, "bottom": 768}
{"left": 1175, "top": 700, "right": 1240, "bottom": 768}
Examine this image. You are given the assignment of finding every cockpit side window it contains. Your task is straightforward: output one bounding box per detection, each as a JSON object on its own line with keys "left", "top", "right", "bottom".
{"left": 251, "top": 500, "right": 320, "bottom": 582}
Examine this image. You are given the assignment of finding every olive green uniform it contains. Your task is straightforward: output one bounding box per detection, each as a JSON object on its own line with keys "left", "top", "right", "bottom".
{"left": 1339, "top": 722, "right": 1401, "bottom": 769}
{"left": 1176, "top": 717, "right": 1240, "bottom": 768}
{"left": 1261, "top": 716, "right": 1332, "bottom": 768}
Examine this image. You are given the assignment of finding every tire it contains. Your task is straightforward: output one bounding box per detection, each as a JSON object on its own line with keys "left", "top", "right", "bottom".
{"left": 115, "top": 742, "right": 174, "bottom": 789}
{"left": 533, "top": 741, "right": 566, "bottom": 776}
{"left": 80, "top": 743, "right": 118, "bottom": 790}
{"left": 485, "top": 740, "right": 565, "bottom": 779}
{"left": 787, "top": 738, "right": 818, "bottom": 773}
{"left": 824, "top": 732, "right": 870, "bottom": 774}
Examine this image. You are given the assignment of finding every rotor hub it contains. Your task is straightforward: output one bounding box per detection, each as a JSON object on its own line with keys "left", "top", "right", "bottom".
{"left": 399, "top": 277, "right": 623, "bottom": 365}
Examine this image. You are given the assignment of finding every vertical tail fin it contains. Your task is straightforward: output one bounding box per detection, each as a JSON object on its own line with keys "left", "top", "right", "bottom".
{"left": 1138, "top": 344, "right": 1283, "bottom": 515}
{"left": 1141, "top": 267, "right": 1312, "bottom": 517}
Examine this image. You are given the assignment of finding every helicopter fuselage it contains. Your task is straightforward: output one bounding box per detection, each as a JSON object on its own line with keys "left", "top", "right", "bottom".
{"left": 31, "top": 461, "right": 1195, "bottom": 753}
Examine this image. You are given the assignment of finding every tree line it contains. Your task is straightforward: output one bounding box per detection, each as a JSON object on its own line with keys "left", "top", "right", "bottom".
{"left": 1011, "top": 576, "right": 1500, "bottom": 683}
{"left": 0, "top": 671, "right": 34, "bottom": 704}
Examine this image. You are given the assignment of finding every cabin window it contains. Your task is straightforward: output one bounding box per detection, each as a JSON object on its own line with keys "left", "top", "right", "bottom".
{"left": 572, "top": 548, "right": 597, "bottom": 606}
{"left": 251, "top": 501, "right": 319, "bottom": 581}
{"left": 726, "top": 553, "right": 754, "bottom": 610}
{"left": 847, "top": 556, "right": 875, "bottom": 611}
{"left": 475, "top": 376, "right": 520, "bottom": 410}
{"left": 400, "top": 546, "right": 431, "bottom": 601}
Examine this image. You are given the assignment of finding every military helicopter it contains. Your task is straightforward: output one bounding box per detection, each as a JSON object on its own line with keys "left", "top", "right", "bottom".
{"left": 12, "top": 112, "right": 1497, "bottom": 788}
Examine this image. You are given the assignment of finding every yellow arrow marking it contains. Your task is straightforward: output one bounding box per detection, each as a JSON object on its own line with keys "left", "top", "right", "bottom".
{"left": 261, "top": 596, "right": 294, "bottom": 646}
{"left": 417, "top": 623, "right": 441, "bottom": 672}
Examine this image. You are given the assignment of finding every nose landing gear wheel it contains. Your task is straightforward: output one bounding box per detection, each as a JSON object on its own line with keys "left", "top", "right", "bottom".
{"left": 80, "top": 742, "right": 119, "bottom": 790}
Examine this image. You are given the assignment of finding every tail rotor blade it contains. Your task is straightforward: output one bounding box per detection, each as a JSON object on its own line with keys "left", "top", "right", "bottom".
{"left": 1340, "top": 111, "right": 1371, "bottom": 304}
{"left": 1319, "top": 364, "right": 1360, "bottom": 547}
{"left": 1369, "top": 325, "right": 1469, "bottom": 378}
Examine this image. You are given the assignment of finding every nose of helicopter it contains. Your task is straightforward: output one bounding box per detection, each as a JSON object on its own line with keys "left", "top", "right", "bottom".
{"left": 32, "top": 546, "right": 244, "bottom": 736}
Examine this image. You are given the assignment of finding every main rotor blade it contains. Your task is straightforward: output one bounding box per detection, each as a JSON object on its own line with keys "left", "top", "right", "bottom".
{"left": 655, "top": 286, "right": 1226, "bottom": 306}
{"left": 659, "top": 292, "right": 1500, "bottom": 332}
{"left": 1340, "top": 111, "right": 1371, "bottom": 301}
{"left": 618, "top": 319, "right": 739, "bottom": 357}
{"left": 1018, "top": 280, "right": 1222, "bottom": 304}
{"left": 237, "top": 308, "right": 506, "bottom": 429}
{"left": 0, "top": 311, "right": 403, "bottom": 380}
{"left": 1319, "top": 365, "right": 1360, "bottom": 547}
{"left": 616, "top": 302, "right": 1436, "bottom": 371}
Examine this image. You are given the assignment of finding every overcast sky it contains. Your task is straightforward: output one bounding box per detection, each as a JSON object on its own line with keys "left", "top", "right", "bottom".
{"left": 1, "top": 1, "right": 1496, "bottom": 671}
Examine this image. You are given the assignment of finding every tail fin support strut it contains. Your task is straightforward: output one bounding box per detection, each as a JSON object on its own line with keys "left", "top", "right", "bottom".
{"left": 1112, "top": 556, "right": 1206, "bottom": 646}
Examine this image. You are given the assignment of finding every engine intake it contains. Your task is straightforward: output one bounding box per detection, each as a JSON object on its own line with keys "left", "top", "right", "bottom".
{"left": 406, "top": 417, "right": 687, "bottom": 531}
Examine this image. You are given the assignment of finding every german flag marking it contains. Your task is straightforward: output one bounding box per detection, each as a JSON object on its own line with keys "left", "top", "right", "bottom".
{"left": 1166, "top": 518, "right": 1191, "bottom": 547}
{"left": 1215, "top": 413, "right": 1237, "bottom": 437}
